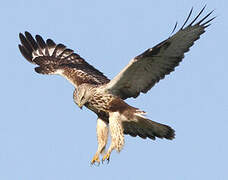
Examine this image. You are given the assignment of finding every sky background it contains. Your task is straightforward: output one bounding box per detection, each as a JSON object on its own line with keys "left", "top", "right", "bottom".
{"left": 1, "top": 0, "right": 227, "bottom": 179}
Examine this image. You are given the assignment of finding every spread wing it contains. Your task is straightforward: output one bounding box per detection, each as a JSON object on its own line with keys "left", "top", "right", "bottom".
{"left": 19, "top": 32, "right": 110, "bottom": 88}
{"left": 105, "top": 7, "right": 215, "bottom": 99}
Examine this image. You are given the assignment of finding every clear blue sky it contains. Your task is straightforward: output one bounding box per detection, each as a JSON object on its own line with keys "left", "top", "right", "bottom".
{"left": 1, "top": 0, "right": 227, "bottom": 179}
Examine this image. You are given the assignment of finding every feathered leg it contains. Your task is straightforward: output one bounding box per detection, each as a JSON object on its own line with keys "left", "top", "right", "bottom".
{"left": 91, "top": 117, "right": 108, "bottom": 165}
{"left": 102, "top": 112, "right": 124, "bottom": 163}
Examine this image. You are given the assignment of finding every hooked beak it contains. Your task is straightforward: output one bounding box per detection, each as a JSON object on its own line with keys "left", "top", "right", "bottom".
{"left": 78, "top": 103, "right": 83, "bottom": 109}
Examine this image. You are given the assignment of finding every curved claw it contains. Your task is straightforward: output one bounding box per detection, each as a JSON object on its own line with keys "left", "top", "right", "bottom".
{"left": 91, "top": 161, "right": 100, "bottom": 166}
{"left": 102, "top": 153, "right": 110, "bottom": 164}
{"left": 91, "top": 154, "right": 100, "bottom": 166}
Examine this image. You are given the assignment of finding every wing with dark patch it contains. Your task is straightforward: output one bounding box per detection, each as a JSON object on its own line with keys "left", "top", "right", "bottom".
{"left": 105, "top": 7, "right": 215, "bottom": 99}
{"left": 19, "top": 32, "right": 110, "bottom": 87}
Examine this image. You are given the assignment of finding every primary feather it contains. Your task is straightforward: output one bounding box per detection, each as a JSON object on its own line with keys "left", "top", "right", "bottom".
{"left": 19, "top": 32, "right": 109, "bottom": 87}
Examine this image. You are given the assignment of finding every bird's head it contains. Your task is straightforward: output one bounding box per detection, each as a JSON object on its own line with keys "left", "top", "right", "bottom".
{"left": 73, "top": 85, "right": 91, "bottom": 109}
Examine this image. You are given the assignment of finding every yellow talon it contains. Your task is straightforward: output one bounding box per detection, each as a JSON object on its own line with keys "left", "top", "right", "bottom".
{"left": 91, "top": 154, "right": 100, "bottom": 165}
{"left": 102, "top": 153, "right": 110, "bottom": 163}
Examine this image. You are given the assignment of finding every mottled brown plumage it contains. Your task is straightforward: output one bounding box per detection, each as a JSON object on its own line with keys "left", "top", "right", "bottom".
{"left": 18, "top": 7, "right": 214, "bottom": 165}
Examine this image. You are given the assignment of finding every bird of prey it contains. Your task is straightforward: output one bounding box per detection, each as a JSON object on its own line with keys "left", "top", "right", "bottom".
{"left": 19, "top": 7, "right": 214, "bottom": 165}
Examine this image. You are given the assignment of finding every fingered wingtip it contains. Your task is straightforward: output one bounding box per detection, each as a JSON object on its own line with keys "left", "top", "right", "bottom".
{"left": 24, "top": 31, "right": 30, "bottom": 35}
{"left": 19, "top": 32, "right": 25, "bottom": 43}
{"left": 196, "top": 9, "right": 215, "bottom": 26}
{"left": 201, "top": 16, "right": 216, "bottom": 27}
{"left": 180, "top": 7, "right": 193, "bottom": 30}
{"left": 177, "top": 6, "right": 215, "bottom": 31}
{"left": 170, "top": 21, "right": 178, "bottom": 36}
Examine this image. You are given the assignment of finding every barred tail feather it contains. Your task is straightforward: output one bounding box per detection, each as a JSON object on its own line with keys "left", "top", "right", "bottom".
{"left": 122, "top": 111, "right": 175, "bottom": 140}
